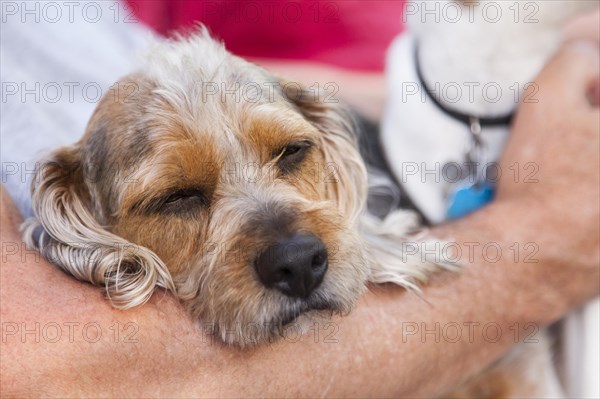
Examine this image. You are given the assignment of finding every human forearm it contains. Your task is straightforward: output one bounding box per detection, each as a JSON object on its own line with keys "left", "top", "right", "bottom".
{"left": 1, "top": 185, "right": 587, "bottom": 398}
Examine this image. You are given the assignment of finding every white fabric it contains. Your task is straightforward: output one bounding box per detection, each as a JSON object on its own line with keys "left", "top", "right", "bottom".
{"left": 562, "top": 300, "right": 600, "bottom": 398}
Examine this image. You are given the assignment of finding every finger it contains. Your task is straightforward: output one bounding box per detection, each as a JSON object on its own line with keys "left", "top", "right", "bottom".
{"left": 563, "top": 8, "right": 600, "bottom": 44}
{"left": 536, "top": 40, "right": 600, "bottom": 107}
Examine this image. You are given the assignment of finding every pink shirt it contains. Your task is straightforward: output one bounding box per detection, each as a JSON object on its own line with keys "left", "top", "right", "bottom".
{"left": 126, "top": 0, "right": 406, "bottom": 71}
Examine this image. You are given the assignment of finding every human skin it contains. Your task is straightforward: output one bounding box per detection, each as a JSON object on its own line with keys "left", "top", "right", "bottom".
{"left": 1, "top": 37, "right": 599, "bottom": 399}
{"left": 250, "top": 58, "right": 387, "bottom": 122}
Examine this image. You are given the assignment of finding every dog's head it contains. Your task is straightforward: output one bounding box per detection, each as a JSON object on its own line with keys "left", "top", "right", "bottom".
{"left": 24, "top": 30, "right": 369, "bottom": 345}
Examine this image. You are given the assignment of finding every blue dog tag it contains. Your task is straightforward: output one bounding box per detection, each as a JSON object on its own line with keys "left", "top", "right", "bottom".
{"left": 446, "top": 183, "right": 495, "bottom": 220}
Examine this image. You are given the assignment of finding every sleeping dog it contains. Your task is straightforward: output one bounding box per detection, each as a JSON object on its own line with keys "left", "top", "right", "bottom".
{"left": 23, "top": 29, "right": 450, "bottom": 347}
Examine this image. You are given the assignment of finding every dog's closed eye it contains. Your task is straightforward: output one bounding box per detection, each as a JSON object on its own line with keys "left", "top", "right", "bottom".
{"left": 158, "top": 188, "right": 209, "bottom": 214}
{"left": 276, "top": 141, "right": 313, "bottom": 173}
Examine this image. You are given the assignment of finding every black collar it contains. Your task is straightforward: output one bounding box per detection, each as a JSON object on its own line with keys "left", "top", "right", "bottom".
{"left": 414, "top": 44, "right": 515, "bottom": 128}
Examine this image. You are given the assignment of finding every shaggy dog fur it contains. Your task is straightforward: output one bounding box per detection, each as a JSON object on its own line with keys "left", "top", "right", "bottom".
{"left": 23, "top": 30, "right": 451, "bottom": 346}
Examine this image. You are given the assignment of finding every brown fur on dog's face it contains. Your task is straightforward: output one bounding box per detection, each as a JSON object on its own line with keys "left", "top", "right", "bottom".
{"left": 25, "top": 31, "right": 369, "bottom": 345}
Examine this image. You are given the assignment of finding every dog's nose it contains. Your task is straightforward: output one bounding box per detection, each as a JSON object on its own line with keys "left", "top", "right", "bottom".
{"left": 255, "top": 234, "right": 328, "bottom": 298}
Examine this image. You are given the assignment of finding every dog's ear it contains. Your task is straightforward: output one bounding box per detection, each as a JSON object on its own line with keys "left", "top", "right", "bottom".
{"left": 281, "top": 82, "right": 368, "bottom": 224}
{"left": 22, "top": 144, "right": 174, "bottom": 308}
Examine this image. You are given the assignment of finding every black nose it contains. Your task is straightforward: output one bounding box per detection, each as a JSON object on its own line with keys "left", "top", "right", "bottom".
{"left": 255, "top": 234, "right": 328, "bottom": 298}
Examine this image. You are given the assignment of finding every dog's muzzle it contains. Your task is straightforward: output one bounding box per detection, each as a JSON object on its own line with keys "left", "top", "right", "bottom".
{"left": 254, "top": 233, "right": 328, "bottom": 299}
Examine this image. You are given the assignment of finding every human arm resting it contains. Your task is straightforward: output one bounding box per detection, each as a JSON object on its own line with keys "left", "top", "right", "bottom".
{"left": 1, "top": 40, "right": 599, "bottom": 397}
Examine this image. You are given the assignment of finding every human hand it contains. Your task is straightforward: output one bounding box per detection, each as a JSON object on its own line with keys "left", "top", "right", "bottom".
{"left": 563, "top": 8, "right": 600, "bottom": 107}
{"left": 563, "top": 7, "right": 600, "bottom": 45}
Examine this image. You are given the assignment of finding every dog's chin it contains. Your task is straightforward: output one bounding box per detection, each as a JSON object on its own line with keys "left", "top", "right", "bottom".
{"left": 279, "top": 302, "right": 335, "bottom": 327}
{"left": 274, "top": 294, "right": 352, "bottom": 331}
